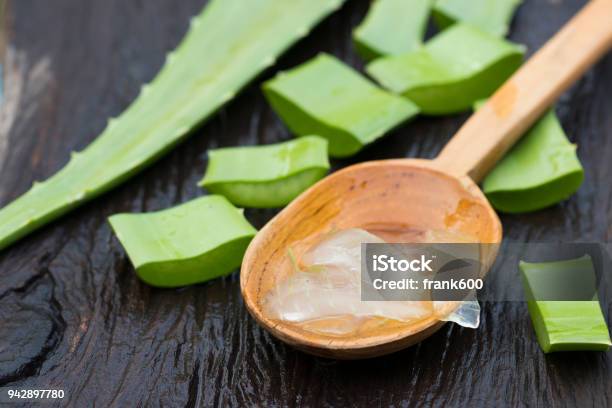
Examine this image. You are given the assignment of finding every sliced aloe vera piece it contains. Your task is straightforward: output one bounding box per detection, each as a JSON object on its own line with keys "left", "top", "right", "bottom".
{"left": 433, "top": 0, "right": 522, "bottom": 38}
{"left": 353, "top": 0, "right": 433, "bottom": 61}
{"left": 199, "top": 136, "right": 330, "bottom": 208}
{"left": 0, "top": 0, "right": 345, "bottom": 251}
{"left": 109, "top": 196, "right": 256, "bottom": 287}
{"left": 366, "top": 24, "right": 524, "bottom": 115}
{"left": 263, "top": 53, "right": 419, "bottom": 158}
{"left": 481, "top": 105, "right": 584, "bottom": 213}
{"left": 520, "top": 256, "right": 611, "bottom": 353}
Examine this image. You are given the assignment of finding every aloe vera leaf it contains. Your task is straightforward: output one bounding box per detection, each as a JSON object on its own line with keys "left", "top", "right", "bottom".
{"left": 480, "top": 105, "right": 584, "bottom": 213}
{"left": 519, "top": 256, "right": 611, "bottom": 353}
{"left": 353, "top": 0, "right": 433, "bottom": 61}
{"left": 433, "top": 0, "right": 522, "bottom": 38}
{"left": 199, "top": 135, "right": 329, "bottom": 208}
{"left": 109, "top": 195, "right": 256, "bottom": 287}
{"left": 0, "top": 0, "right": 345, "bottom": 252}
{"left": 263, "top": 53, "right": 420, "bottom": 158}
{"left": 366, "top": 23, "right": 525, "bottom": 115}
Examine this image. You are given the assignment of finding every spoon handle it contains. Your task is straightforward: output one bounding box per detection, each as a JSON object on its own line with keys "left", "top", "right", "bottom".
{"left": 436, "top": 0, "right": 612, "bottom": 183}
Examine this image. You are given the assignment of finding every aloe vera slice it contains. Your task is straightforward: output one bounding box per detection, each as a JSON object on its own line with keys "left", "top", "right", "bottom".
{"left": 481, "top": 106, "right": 584, "bottom": 213}
{"left": 353, "top": 0, "right": 433, "bottom": 61}
{"left": 520, "top": 256, "right": 611, "bottom": 353}
{"left": 0, "top": 0, "right": 345, "bottom": 251}
{"left": 366, "top": 24, "right": 525, "bottom": 115}
{"left": 109, "top": 196, "right": 256, "bottom": 287}
{"left": 433, "top": 0, "right": 522, "bottom": 38}
{"left": 263, "top": 53, "right": 419, "bottom": 158}
{"left": 199, "top": 136, "right": 330, "bottom": 208}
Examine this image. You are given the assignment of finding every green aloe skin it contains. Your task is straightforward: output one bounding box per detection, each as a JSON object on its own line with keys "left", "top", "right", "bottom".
{"left": 366, "top": 23, "right": 525, "bottom": 115}
{"left": 263, "top": 53, "right": 420, "bottom": 158}
{"left": 520, "top": 256, "right": 611, "bottom": 353}
{"left": 200, "top": 136, "right": 330, "bottom": 208}
{"left": 109, "top": 196, "right": 256, "bottom": 288}
{"left": 353, "top": 0, "right": 433, "bottom": 61}
{"left": 433, "top": 0, "right": 523, "bottom": 38}
{"left": 482, "top": 108, "right": 584, "bottom": 213}
{"left": 0, "top": 0, "right": 345, "bottom": 251}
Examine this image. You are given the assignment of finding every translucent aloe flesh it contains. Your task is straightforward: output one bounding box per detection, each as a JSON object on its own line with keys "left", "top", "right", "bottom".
{"left": 200, "top": 136, "right": 330, "bottom": 208}
{"left": 366, "top": 24, "right": 525, "bottom": 115}
{"left": 482, "top": 107, "right": 584, "bottom": 213}
{"left": 520, "top": 256, "right": 611, "bottom": 353}
{"left": 353, "top": 0, "right": 433, "bottom": 61}
{"left": 433, "top": 0, "right": 523, "bottom": 38}
{"left": 263, "top": 53, "right": 420, "bottom": 158}
{"left": 109, "top": 196, "right": 257, "bottom": 287}
{"left": 0, "top": 0, "right": 345, "bottom": 251}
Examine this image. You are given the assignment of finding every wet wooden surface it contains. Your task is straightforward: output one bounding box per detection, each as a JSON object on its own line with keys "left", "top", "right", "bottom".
{"left": 0, "top": 0, "right": 611, "bottom": 406}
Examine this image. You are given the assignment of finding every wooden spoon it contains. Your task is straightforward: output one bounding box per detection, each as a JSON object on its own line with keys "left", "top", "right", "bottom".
{"left": 241, "top": 0, "right": 612, "bottom": 359}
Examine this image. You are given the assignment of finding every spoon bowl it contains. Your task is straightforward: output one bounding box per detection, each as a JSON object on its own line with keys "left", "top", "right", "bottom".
{"left": 241, "top": 0, "right": 612, "bottom": 359}
{"left": 241, "top": 159, "right": 501, "bottom": 358}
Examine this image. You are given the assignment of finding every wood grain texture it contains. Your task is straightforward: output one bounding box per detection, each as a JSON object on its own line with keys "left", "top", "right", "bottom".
{"left": 0, "top": 0, "right": 611, "bottom": 406}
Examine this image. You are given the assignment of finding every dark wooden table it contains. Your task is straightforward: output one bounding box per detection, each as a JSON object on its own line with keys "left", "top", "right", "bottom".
{"left": 1, "top": 0, "right": 611, "bottom": 406}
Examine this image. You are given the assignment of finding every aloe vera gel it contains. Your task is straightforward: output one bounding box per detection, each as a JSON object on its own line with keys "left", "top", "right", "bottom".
{"left": 265, "top": 228, "right": 481, "bottom": 337}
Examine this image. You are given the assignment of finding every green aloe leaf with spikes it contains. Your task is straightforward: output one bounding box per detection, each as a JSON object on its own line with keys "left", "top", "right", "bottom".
{"left": 0, "top": 0, "right": 345, "bottom": 251}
